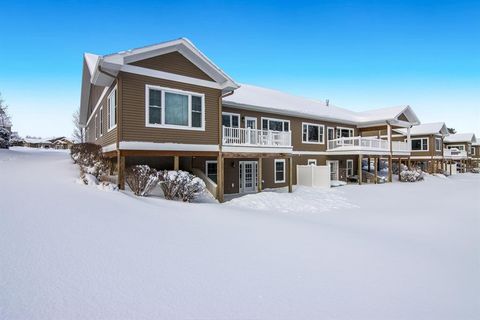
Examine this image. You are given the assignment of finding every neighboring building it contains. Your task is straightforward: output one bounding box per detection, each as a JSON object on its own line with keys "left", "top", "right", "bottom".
{"left": 79, "top": 38, "right": 421, "bottom": 201}
{"left": 24, "top": 137, "right": 52, "bottom": 149}
{"left": 49, "top": 137, "right": 74, "bottom": 149}
{"left": 472, "top": 141, "right": 480, "bottom": 168}
{"left": 444, "top": 133, "right": 477, "bottom": 172}
{"left": 393, "top": 122, "right": 449, "bottom": 173}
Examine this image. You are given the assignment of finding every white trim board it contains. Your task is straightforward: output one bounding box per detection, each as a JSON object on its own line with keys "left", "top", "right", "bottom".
{"left": 118, "top": 141, "right": 219, "bottom": 152}
{"left": 222, "top": 146, "right": 293, "bottom": 154}
{"left": 102, "top": 143, "right": 117, "bottom": 153}
{"left": 85, "top": 86, "right": 109, "bottom": 127}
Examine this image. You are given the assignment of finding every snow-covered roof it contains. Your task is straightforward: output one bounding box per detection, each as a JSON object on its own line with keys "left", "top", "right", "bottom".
{"left": 394, "top": 122, "right": 449, "bottom": 136}
{"left": 444, "top": 133, "right": 477, "bottom": 144}
{"left": 223, "top": 83, "right": 420, "bottom": 126}
{"left": 80, "top": 38, "right": 239, "bottom": 125}
{"left": 24, "top": 138, "right": 52, "bottom": 144}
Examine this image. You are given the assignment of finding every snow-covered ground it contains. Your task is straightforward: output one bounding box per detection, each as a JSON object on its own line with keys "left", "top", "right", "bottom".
{"left": 1, "top": 147, "right": 479, "bottom": 320}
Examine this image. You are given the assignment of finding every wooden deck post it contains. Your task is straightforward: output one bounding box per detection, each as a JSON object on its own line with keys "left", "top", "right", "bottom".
{"left": 217, "top": 153, "right": 224, "bottom": 203}
{"left": 358, "top": 154, "right": 363, "bottom": 185}
{"left": 174, "top": 156, "right": 180, "bottom": 171}
{"left": 288, "top": 157, "right": 293, "bottom": 193}
{"left": 368, "top": 156, "right": 371, "bottom": 172}
{"left": 408, "top": 156, "right": 411, "bottom": 170}
{"left": 449, "top": 160, "right": 452, "bottom": 175}
{"left": 258, "top": 157, "right": 263, "bottom": 192}
{"left": 117, "top": 152, "right": 125, "bottom": 190}
{"left": 373, "top": 157, "right": 378, "bottom": 184}
{"left": 398, "top": 158, "right": 402, "bottom": 181}
{"left": 388, "top": 155, "right": 393, "bottom": 182}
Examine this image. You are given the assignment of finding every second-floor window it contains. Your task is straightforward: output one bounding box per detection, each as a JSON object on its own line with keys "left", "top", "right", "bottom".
{"left": 447, "top": 145, "right": 465, "bottom": 151}
{"left": 471, "top": 147, "right": 475, "bottom": 155}
{"left": 435, "top": 138, "right": 442, "bottom": 151}
{"left": 262, "top": 117, "right": 289, "bottom": 132}
{"left": 99, "top": 106, "right": 103, "bottom": 136}
{"left": 411, "top": 138, "right": 428, "bottom": 151}
{"left": 222, "top": 112, "right": 240, "bottom": 128}
{"left": 108, "top": 88, "right": 117, "bottom": 130}
{"left": 336, "top": 127, "right": 354, "bottom": 138}
{"left": 302, "top": 123, "right": 324, "bottom": 144}
{"left": 146, "top": 85, "right": 204, "bottom": 130}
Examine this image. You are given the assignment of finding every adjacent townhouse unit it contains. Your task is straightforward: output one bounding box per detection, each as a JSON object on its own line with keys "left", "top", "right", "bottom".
{"left": 443, "top": 133, "right": 477, "bottom": 172}
{"left": 393, "top": 122, "right": 449, "bottom": 173}
{"left": 472, "top": 141, "right": 480, "bottom": 168}
{"left": 80, "top": 38, "right": 422, "bottom": 201}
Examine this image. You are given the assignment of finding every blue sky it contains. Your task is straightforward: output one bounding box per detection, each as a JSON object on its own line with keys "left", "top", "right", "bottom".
{"left": 1, "top": 0, "right": 479, "bottom": 138}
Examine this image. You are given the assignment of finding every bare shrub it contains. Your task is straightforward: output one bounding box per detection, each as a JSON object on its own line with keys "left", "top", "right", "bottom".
{"left": 70, "top": 143, "right": 110, "bottom": 178}
{"left": 126, "top": 165, "right": 159, "bottom": 196}
{"left": 400, "top": 169, "right": 425, "bottom": 182}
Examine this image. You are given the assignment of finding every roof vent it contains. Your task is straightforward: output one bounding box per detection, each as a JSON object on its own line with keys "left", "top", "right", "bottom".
{"left": 325, "top": 99, "right": 330, "bottom": 106}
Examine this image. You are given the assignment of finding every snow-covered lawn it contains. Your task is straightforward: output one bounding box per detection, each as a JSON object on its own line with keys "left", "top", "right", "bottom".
{"left": 1, "top": 147, "right": 479, "bottom": 319}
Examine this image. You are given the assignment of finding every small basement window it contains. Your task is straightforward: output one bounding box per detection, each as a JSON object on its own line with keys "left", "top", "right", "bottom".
{"left": 274, "top": 159, "right": 286, "bottom": 183}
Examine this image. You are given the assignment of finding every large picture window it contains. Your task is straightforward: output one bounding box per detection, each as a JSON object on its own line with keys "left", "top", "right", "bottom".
{"left": 302, "top": 122, "right": 324, "bottom": 144}
{"left": 262, "top": 117, "right": 289, "bottom": 132}
{"left": 411, "top": 138, "right": 428, "bottom": 151}
{"left": 146, "top": 85, "right": 204, "bottom": 130}
{"left": 336, "top": 127, "right": 354, "bottom": 138}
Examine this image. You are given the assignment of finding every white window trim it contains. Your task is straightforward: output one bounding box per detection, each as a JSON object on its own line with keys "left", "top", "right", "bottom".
{"left": 205, "top": 160, "right": 218, "bottom": 182}
{"left": 99, "top": 106, "right": 103, "bottom": 137}
{"left": 261, "top": 117, "right": 291, "bottom": 132}
{"left": 107, "top": 86, "right": 117, "bottom": 132}
{"left": 346, "top": 159, "right": 354, "bottom": 177}
{"left": 94, "top": 114, "right": 98, "bottom": 140}
{"left": 244, "top": 116, "right": 257, "bottom": 129}
{"left": 274, "top": 159, "right": 286, "bottom": 183}
{"left": 409, "top": 137, "right": 429, "bottom": 151}
{"left": 302, "top": 122, "right": 325, "bottom": 144}
{"left": 336, "top": 126, "right": 354, "bottom": 138}
{"left": 435, "top": 138, "right": 442, "bottom": 152}
{"left": 222, "top": 112, "right": 241, "bottom": 127}
{"left": 145, "top": 84, "right": 205, "bottom": 131}
{"left": 307, "top": 159, "right": 317, "bottom": 166}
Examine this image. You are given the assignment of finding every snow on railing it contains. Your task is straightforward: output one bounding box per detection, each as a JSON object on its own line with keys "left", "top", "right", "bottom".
{"left": 328, "top": 136, "right": 389, "bottom": 151}
{"left": 222, "top": 126, "right": 291, "bottom": 147}
{"left": 443, "top": 149, "right": 467, "bottom": 158}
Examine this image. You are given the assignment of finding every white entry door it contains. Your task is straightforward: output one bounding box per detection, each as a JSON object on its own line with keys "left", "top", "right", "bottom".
{"left": 327, "top": 160, "right": 339, "bottom": 181}
{"left": 239, "top": 161, "right": 258, "bottom": 193}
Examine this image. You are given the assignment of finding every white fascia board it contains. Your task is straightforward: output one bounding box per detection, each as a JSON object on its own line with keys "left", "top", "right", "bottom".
{"left": 326, "top": 149, "right": 391, "bottom": 156}
{"left": 119, "top": 141, "right": 219, "bottom": 152}
{"left": 102, "top": 143, "right": 117, "bottom": 153}
{"left": 292, "top": 151, "right": 328, "bottom": 155}
{"left": 222, "top": 146, "right": 293, "bottom": 154}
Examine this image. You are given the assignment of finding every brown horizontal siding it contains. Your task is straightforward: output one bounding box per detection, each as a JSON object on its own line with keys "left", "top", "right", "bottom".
{"left": 120, "top": 72, "right": 221, "bottom": 145}
{"left": 221, "top": 106, "right": 357, "bottom": 152}
{"left": 130, "top": 51, "right": 214, "bottom": 81}
{"left": 85, "top": 83, "right": 117, "bottom": 147}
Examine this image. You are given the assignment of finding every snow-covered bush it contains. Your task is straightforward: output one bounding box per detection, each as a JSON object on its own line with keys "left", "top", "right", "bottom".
{"left": 0, "top": 127, "right": 10, "bottom": 149}
{"left": 400, "top": 169, "right": 425, "bottom": 182}
{"left": 159, "top": 170, "right": 206, "bottom": 202}
{"left": 126, "top": 165, "right": 159, "bottom": 196}
{"left": 471, "top": 168, "right": 480, "bottom": 174}
{"left": 71, "top": 143, "right": 110, "bottom": 179}
{"left": 77, "top": 172, "right": 118, "bottom": 191}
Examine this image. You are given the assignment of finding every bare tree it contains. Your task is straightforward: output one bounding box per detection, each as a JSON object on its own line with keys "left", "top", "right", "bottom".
{"left": 447, "top": 127, "right": 456, "bottom": 134}
{"left": 0, "top": 92, "right": 11, "bottom": 129}
{"left": 72, "top": 107, "right": 84, "bottom": 143}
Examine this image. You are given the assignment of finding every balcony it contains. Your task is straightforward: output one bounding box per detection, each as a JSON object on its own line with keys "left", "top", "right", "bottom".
{"left": 222, "top": 126, "right": 292, "bottom": 152}
{"left": 327, "top": 137, "right": 410, "bottom": 154}
{"left": 444, "top": 149, "right": 467, "bottom": 159}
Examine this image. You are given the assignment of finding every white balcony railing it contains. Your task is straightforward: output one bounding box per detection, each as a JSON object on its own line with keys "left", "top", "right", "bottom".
{"left": 328, "top": 136, "right": 389, "bottom": 151}
{"left": 222, "top": 126, "right": 292, "bottom": 147}
{"left": 444, "top": 149, "right": 467, "bottom": 158}
{"left": 392, "top": 141, "right": 410, "bottom": 152}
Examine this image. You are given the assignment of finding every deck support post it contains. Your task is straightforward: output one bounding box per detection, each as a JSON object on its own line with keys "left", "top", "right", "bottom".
{"left": 368, "top": 156, "right": 371, "bottom": 172}
{"left": 358, "top": 154, "right": 363, "bottom": 185}
{"left": 174, "top": 156, "right": 180, "bottom": 171}
{"left": 388, "top": 155, "right": 393, "bottom": 182}
{"left": 398, "top": 158, "right": 402, "bottom": 181}
{"left": 288, "top": 157, "right": 293, "bottom": 193}
{"left": 449, "top": 160, "right": 452, "bottom": 175}
{"left": 217, "top": 153, "right": 224, "bottom": 203}
{"left": 117, "top": 152, "right": 125, "bottom": 190}
{"left": 373, "top": 157, "right": 378, "bottom": 184}
{"left": 408, "top": 156, "right": 411, "bottom": 170}
{"left": 258, "top": 157, "right": 263, "bottom": 192}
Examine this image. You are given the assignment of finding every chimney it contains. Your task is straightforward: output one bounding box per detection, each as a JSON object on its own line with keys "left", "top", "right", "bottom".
{"left": 325, "top": 99, "right": 329, "bottom": 106}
